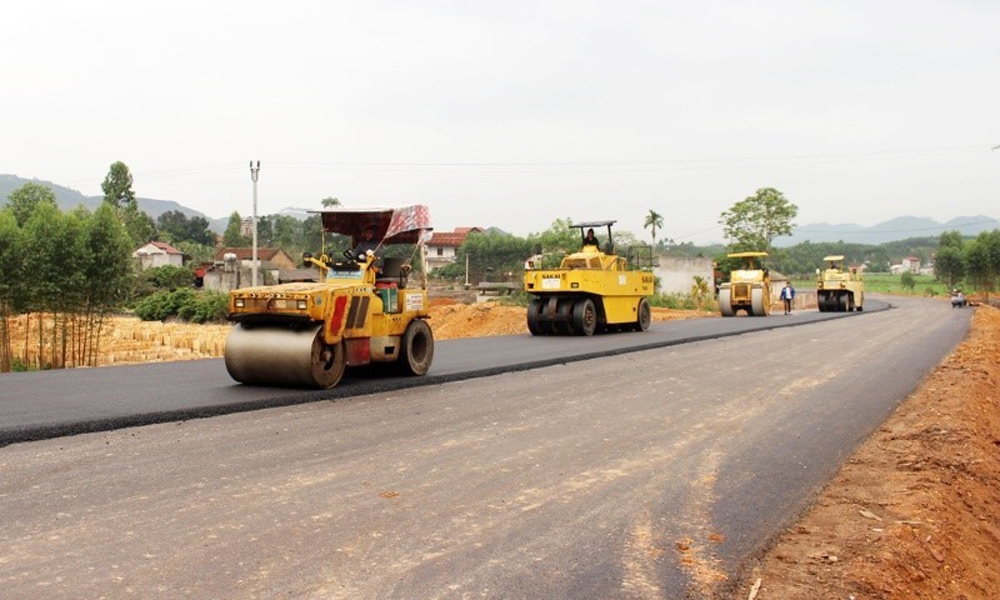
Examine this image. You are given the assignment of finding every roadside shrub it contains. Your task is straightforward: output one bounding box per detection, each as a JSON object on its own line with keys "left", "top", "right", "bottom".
{"left": 135, "top": 288, "right": 225, "bottom": 322}
{"left": 135, "top": 291, "right": 174, "bottom": 321}
{"left": 177, "top": 291, "right": 229, "bottom": 323}
{"left": 144, "top": 265, "right": 194, "bottom": 290}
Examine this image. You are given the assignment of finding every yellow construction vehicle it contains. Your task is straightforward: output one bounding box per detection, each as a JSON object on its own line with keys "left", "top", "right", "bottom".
{"left": 224, "top": 205, "right": 434, "bottom": 389}
{"left": 523, "top": 220, "right": 654, "bottom": 336}
{"left": 718, "top": 251, "right": 771, "bottom": 317}
{"left": 817, "top": 255, "right": 864, "bottom": 312}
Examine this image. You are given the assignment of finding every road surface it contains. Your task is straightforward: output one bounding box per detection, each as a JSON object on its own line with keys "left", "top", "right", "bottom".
{"left": 0, "top": 296, "right": 971, "bottom": 598}
{"left": 1, "top": 300, "right": 888, "bottom": 446}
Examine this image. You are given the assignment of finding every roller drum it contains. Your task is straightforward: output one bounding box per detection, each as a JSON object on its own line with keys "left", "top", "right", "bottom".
{"left": 225, "top": 323, "right": 346, "bottom": 389}
{"left": 750, "top": 287, "right": 768, "bottom": 317}
{"left": 719, "top": 288, "right": 735, "bottom": 317}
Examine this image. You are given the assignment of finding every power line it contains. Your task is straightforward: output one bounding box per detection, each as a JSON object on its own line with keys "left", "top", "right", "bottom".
{"left": 55, "top": 143, "right": 996, "bottom": 189}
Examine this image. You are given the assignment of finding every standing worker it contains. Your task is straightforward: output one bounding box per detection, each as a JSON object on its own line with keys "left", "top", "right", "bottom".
{"left": 780, "top": 281, "right": 796, "bottom": 315}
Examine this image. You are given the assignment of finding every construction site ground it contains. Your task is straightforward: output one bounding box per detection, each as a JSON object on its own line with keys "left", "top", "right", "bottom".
{"left": 5, "top": 298, "right": 999, "bottom": 599}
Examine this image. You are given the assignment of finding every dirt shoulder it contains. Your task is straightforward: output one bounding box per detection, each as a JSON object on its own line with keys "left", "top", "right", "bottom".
{"left": 747, "top": 304, "right": 1000, "bottom": 599}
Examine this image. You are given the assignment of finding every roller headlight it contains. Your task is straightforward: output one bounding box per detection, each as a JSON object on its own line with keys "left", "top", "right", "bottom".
{"left": 297, "top": 299, "right": 308, "bottom": 310}
{"left": 234, "top": 298, "right": 245, "bottom": 308}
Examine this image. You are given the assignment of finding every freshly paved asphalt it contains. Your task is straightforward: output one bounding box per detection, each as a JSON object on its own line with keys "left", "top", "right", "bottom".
{"left": 0, "top": 296, "right": 974, "bottom": 599}
{"left": 0, "top": 300, "right": 888, "bottom": 446}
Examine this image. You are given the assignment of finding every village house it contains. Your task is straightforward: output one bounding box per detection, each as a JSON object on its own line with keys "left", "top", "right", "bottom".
{"left": 200, "top": 247, "right": 310, "bottom": 292}
{"left": 132, "top": 241, "right": 186, "bottom": 270}
{"left": 214, "top": 247, "right": 298, "bottom": 271}
{"left": 890, "top": 256, "right": 933, "bottom": 276}
{"left": 425, "top": 227, "right": 484, "bottom": 271}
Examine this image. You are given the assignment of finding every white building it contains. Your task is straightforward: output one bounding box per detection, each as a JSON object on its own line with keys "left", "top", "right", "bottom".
{"left": 133, "top": 241, "right": 185, "bottom": 270}
{"left": 425, "top": 227, "right": 483, "bottom": 271}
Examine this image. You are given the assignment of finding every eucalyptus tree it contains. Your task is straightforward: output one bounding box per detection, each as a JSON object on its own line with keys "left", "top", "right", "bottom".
{"left": 101, "top": 161, "right": 137, "bottom": 210}
{"left": 933, "top": 230, "right": 966, "bottom": 289}
{"left": 222, "top": 211, "right": 249, "bottom": 247}
{"left": 7, "top": 182, "right": 59, "bottom": 227}
{"left": 101, "top": 161, "right": 156, "bottom": 246}
{"left": 78, "top": 204, "right": 134, "bottom": 365}
{"left": 20, "top": 203, "right": 77, "bottom": 367}
{"left": 965, "top": 230, "right": 1000, "bottom": 300}
{"left": 0, "top": 210, "right": 24, "bottom": 370}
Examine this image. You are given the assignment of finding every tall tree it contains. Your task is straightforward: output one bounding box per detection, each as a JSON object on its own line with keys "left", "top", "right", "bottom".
{"left": 78, "top": 204, "right": 133, "bottom": 366}
{"left": 21, "top": 203, "right": 73, "bottom": 368}
{"left": 157, "top": 211, "right": 215, "bottom": 246}
{"left": 964, "top": 231, "right": 996, "bottom": 300}
{"left": 123, "top": 209, "right": 157, "bottom": 247}
{"left": 222, "top": 211, "right": 249, "bottom": 247}
{"left": 719, "top": 187, "right": 798, "bottom": 253}
{"left": 273, "top": 214, "right": 299, "bottom": 251}
{"left": 257, "top": 215, "right": 274, "bottom": 246}
{"left": 101, "top": 161, "right": 137, "bottom": 210}
{"left": 934, "top": 230, "right": 966, "bottom": 289}
{"left": 321, "top": 197, "right": 341, "bottom": 207}
{"left": 300, "top": 214, "right": 324, "bottom": 254}
{"left": 7, "top": 182, "right": 59, "bottom": 227}
{"left": 0, "top": 210, "right": 25, "bottom": 371}
{"left": 643, "top": 210, "right": 664, "bottom": 244}
{"left": 101, "top": 161, "right": 156, "bottom": 246}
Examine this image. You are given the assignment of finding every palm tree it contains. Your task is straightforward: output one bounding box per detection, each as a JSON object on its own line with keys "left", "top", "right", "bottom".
{"left": 644, "top": 210, "right": 664, "bottom": 244}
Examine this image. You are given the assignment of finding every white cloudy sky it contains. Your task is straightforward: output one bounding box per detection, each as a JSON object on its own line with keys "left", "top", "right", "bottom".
{"left": 2, "top": 0, "right": 998, "bottom": 243}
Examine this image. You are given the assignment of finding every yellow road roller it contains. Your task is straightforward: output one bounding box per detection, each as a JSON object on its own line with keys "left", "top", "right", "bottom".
{"left": 225, "top": 205, "right": 434, "bottom": 388}
{"left": 523, "top": 220, "right": 654, "bottom": 336}
{"left": 719, "top": 251, "right": 771, "bottom": 317}
{"left": 817, "top": 254, "right": 864, "bottom": 312}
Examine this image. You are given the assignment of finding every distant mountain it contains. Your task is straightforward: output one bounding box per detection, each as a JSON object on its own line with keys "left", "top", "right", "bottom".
{"left": 778, "top": 214, "right": 1000, "bottom": 246}
{"left": 4, "top": 174, "right": 998, "bottom": 245}
{"left": 0, "top": 175, "right": 328, "bottom": 234}
{"left": 0, "top": 174, "right": 207, "bottom": 223}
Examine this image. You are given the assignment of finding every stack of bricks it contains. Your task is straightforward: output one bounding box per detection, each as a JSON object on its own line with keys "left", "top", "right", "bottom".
{"left": 5, "top": 315, "right": 231, "bottom": 368}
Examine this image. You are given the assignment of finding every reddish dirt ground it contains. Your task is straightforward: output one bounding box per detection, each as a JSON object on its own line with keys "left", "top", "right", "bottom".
{"left": 746, "top": 303, "right": 1000, "bottom": 600}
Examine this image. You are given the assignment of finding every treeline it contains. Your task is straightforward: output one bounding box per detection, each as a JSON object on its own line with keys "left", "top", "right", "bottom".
{"left": 1, "top": 161, "right": 242, "bottom": 372}
{"left": 763, "top": 231, "right": 1000, "bottom": 297}
{"left": 433, "top": 218, "right": 642, "bottom": 283}
{"left": 0, "top": 192, "right": 133, "bottom": 371}
{"left": 764, "top": 239, "right": 934, "bottom": 276}
{"left": 435, "top": 220, "right": 1000, "bottom": 302}
{"left": 932, "top": 230, "right": 1000, "bottom": 296}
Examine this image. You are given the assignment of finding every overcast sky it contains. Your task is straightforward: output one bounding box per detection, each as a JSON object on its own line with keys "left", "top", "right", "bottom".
{"left": 2, "top": 0, "right": 998, "bottom": 243}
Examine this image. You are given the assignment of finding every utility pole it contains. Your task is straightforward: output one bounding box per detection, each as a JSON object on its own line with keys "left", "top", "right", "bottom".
{"left": 250, "top": 160, "right": 260, "bottom": 287}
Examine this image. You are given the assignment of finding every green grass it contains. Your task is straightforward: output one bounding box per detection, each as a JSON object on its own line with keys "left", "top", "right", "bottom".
{"left": 790, "top": 273, "right": 949, "bottom": 297}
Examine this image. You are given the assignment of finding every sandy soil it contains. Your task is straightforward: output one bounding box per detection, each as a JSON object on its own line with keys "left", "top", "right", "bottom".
{"left": 6, "top": 299, "right": 998, "bottom": 599}
{"left": 748, "top": 304, "right": 1000, "bottom": 600}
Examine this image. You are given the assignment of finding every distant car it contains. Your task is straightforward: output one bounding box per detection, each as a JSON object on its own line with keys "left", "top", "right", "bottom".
{"left": 951, "top": 292, "right": 967, "bottom": 308}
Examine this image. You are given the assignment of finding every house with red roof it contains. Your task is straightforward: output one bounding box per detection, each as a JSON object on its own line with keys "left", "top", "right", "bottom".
{"left": 132, "top": 241, "right": 186, "bottom": 270}
{"left": 425, "top": 227, "right": 483, "bottom": 271}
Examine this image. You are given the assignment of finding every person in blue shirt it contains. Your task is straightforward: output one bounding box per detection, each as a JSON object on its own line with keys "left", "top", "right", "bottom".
{"left": 780, "top": 282, "right": 796, "bottom": 314}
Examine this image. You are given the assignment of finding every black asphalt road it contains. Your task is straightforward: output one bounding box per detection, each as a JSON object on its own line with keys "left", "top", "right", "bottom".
{"left": 1, "top": 300, "right": 888, "bottom": 446}
{"left": 0, "top": 296, "right": 972, "bottom": 599}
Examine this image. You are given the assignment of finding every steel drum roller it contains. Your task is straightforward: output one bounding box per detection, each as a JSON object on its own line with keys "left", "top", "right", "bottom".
{"left": 224, "top": 323, "right": 346, "bottom": 388}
